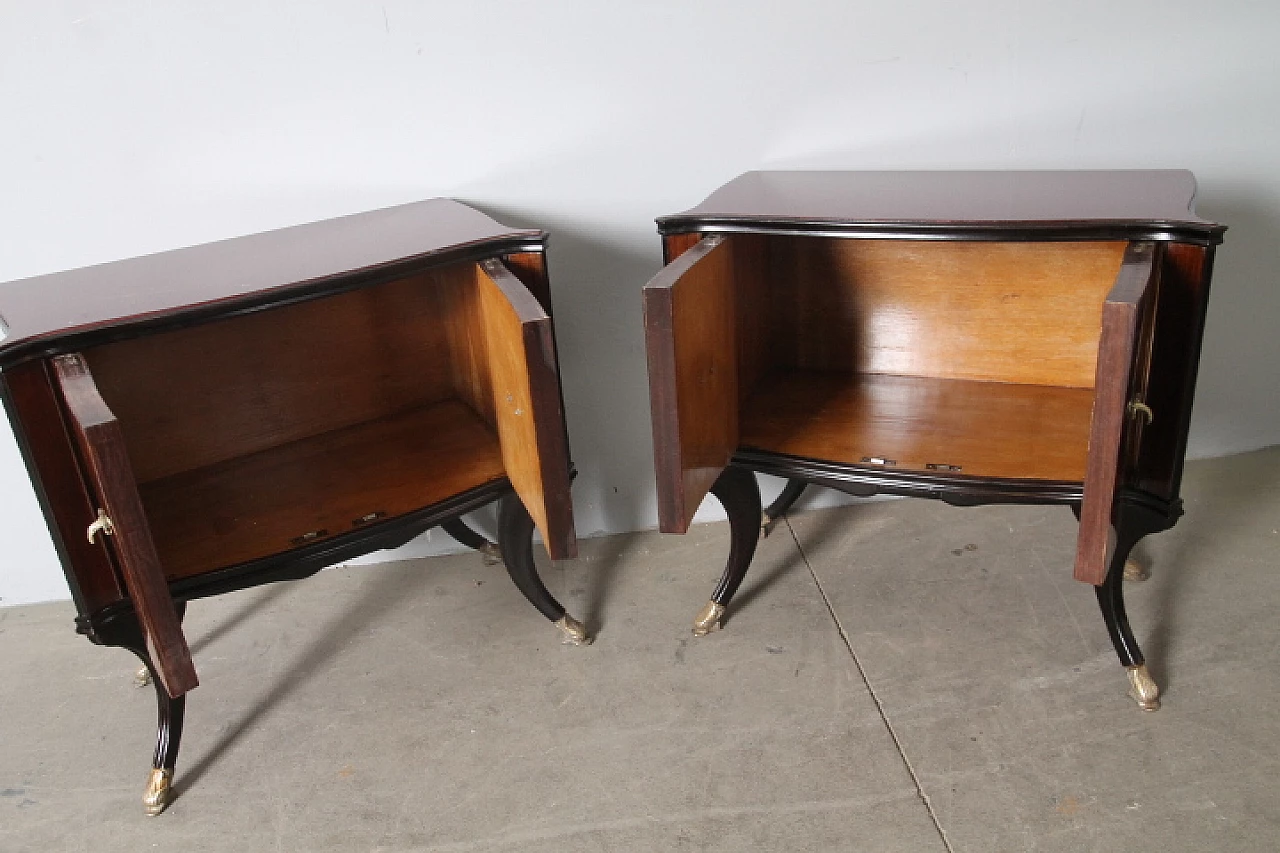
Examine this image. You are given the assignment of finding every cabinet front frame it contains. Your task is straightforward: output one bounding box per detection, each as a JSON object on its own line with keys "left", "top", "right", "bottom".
{"left": 649, "top": 227, "right": 1191, "bottom": 583}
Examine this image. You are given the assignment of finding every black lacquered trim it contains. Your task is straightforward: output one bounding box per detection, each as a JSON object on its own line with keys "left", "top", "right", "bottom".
{"left": 657, "top": 219, "right": 1224, "bottom": 247}
{"left": 76, "top": 478, "right": 514, "bottom": 641}
{"left": 735, "top": 448, "right": 1182, "bottom": 520}
{"left": 735, "top": 448, "right": 1085, "bottom": 506}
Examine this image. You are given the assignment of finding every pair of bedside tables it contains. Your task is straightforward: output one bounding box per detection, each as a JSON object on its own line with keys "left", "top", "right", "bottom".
{"left": 1, "top": 171, "right": 1223, "bottom": 814}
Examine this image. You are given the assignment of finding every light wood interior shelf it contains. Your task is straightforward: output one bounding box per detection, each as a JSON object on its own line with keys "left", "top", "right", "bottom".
{"left": 739, "top": 370, "right": 1094, "bottom": 481}
{"left": 140, "top": 400, "right": 504, "bottom": 580}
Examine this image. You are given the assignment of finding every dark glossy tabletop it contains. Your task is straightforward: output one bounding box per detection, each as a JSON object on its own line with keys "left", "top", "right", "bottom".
{"left": 658, "top": 170, "right": 1224, "bottom": 241}
{"left": 0, "top": 199, "right": 543, "bottom": 368}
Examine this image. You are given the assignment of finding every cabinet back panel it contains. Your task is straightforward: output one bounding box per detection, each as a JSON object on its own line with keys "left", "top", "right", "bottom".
{"left": 85, "top": 263, "right": 480, "bottom": 483}
{"left": 771, "top": 238, "right": 1127, "bottom": 388}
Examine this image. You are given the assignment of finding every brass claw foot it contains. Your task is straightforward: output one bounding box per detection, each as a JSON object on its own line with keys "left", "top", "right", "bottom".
{"left": 1126, "top": 664, "right": 1161, "bottom": 711}
{"left": 760, "top": 512, "right": 777, "bottom": 538}
{"left": 143, "top": 768, "right": 173, "bottom": 816}
{"left": 692, "top": 600, "right": 726, "bottom": 637}
{"left": 1123, "top": 558, "right": 1151, "bottom": 582}
{"left": 479, "top": 543, "right": 502, "bottom": 566}
{"left": 134, "top": 666, "right": 151, "bottom": 688}
{"left": 555, "top": 614, "right": 592, "bottom": 646}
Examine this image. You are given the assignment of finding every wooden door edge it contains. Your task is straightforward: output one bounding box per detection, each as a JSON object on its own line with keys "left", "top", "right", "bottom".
{"left": 476, "top": 261, "right": 578, "bottom": 560}
{"left": 1073, "top": 243, "right": 1158, "bottom": 584}
{"left": 642, "top": 236, "right": 732, "bottom": 533}
{"left": 51, "top": 354, "right": 198, "bottom": 696}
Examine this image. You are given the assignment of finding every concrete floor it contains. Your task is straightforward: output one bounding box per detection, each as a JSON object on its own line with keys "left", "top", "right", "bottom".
{"left": 2, "top": 448, "right": 1278, "bottom": 852}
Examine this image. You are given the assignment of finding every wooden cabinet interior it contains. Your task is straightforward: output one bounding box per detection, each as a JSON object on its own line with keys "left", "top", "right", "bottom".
{"left": 653, "top": 233, "right": 1146, "bottom": 523}
{"left": 80, "top": 257, "right": 573, "bottom": 580}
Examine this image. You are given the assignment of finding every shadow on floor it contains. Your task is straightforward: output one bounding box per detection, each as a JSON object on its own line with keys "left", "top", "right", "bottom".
{"left": 723, "top": 500, "right": 856, "bottom": 625}
{"left": 1143, "top": 450, "right": 1280, "bottom": 689}
{"left": 187, "top": 582, "right": 296, "bottom": 657}
{"left": 577, "top": 530, "right": 645, "bottom": 638}
{"left": 175, "top": 564, "right": 434, "bottom": 800}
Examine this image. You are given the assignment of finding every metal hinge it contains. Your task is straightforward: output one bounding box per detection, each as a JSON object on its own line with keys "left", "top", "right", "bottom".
{"left": 86, "top": 509, "right": 115, "bottom": 544}
{"left": 926, "top": 463, "right": 963, "bottom": 472}
{"left": 290, "top": 529, "right": 329, "bottom": 546}
{"left": 861, "top": 456, "right": 897, "bottom": 467}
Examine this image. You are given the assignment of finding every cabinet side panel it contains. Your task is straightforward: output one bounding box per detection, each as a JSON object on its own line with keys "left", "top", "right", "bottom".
{"left": 1136, "top": 243, "right": 1215, "bottom": 501}
{"left": 501, "top": 252, "right": 572, "bottom": 468}
{"left": 502, "top": 251, "right": 553, "bottom": 316}
{"left": 1, "top": 360, "right": 126, "bottom": 614}
{"left": 663, "top": 233, "right": 703, "bottom": 265}
{"left": 733, "top": 234, "right": 776, "bottom": 405}
{"left": 433, "top": 264, "right": 497, "bottom": 425}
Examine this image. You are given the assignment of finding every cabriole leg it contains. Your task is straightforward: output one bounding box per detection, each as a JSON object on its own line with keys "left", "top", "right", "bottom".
{"left": 1094, "top": 532, "right": 1160, "bottom": 712}
{"left": 112, "top": 603, "right": 189, "bottom": 815}
{"left": 693, "top": 466, "right": 762, "bottom": 637}
{"left": 497, "top": 493, "right": 591, "bottom": 645}
{"left": 133, "top": 654, "right": 187, "bottom": 816}
{"left": 441, "top": 517, "right": 502, "bottom": 564}
{"left": 761, "top": 478, "right": 807, "bottom": 538}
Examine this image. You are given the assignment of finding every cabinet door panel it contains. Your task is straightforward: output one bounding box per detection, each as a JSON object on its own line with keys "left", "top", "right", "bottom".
{"left": 643, "top": 235, "right": 738, "bottom": 534}
{"left": 476, "top": 260, "right": 577, "bottom": 560}
{"left": 52, "top": 354, "right": 197, "bottom": 698}
{"left": 1074, "top": 243, "right": 1161, "bottom": 584}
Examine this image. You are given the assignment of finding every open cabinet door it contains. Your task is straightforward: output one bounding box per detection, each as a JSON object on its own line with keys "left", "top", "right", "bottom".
{"left": 643, "top": 235, "right": 739, "bottom": 534}
{"left": 52, "top": 354, "right": 198, "bottom": 698}
{"left": 1074, "top": 243, "right": 1161, "bottom": 584}
{"left": 476, "top": 260, "right": 577, "bottom": 561}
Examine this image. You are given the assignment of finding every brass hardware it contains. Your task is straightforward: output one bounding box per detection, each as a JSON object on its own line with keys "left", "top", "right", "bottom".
{"left": 1123, "top": 558, "right": 1151, "bottom": 582}
{"left": 1128, "top": 400, "right": 1154, "bottom": 424}
{"left": 143, "top": 768, "right": 173, "bottom": 816}
{"left": 554, "top": 614, "right": 592, "bottom": 646}
{"left": 352, "top": 511, "right": 386, "bottom": 527}
{"left": 926, "top": 463, "right": 962, "bottom": 472}
{"left": 134, "top": 667, "right": 152, "bottom": 688}
{"left": 479, "top": 542, "right": 502, "bottom": 565}
{"left": 692, "top": 600, "right": 726, "bottom": 637}
{"left": 86, "top": 509, "right": 114, "bottom": 544}
{"left": 761, "top": 511, "right": 783, "bottom": 538}
{"left": 1126, "top": 664, "right": 1161, "bottom": 711}
{"left": 289, "top": 529, "right": 329, "bottom": 546}
{"left": 860, "top": 456, "right": 896, "bottom": 467}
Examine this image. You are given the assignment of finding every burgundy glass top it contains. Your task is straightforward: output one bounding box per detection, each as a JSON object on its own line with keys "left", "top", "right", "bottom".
{"left": 0, "top": 199, "right": 542, "bottom": 367}
{"left": 658, "top": 171, "right": 1222, "bottom": 239}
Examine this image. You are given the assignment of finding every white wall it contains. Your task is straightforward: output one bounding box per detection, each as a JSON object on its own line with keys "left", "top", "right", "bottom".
{"left": 2, "top": 1, "right": 1277, "bottom": 605}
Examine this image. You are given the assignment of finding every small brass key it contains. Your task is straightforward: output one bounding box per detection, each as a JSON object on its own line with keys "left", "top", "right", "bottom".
{"left": 86, "top": 508, "right": 115, "bottom": 544}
